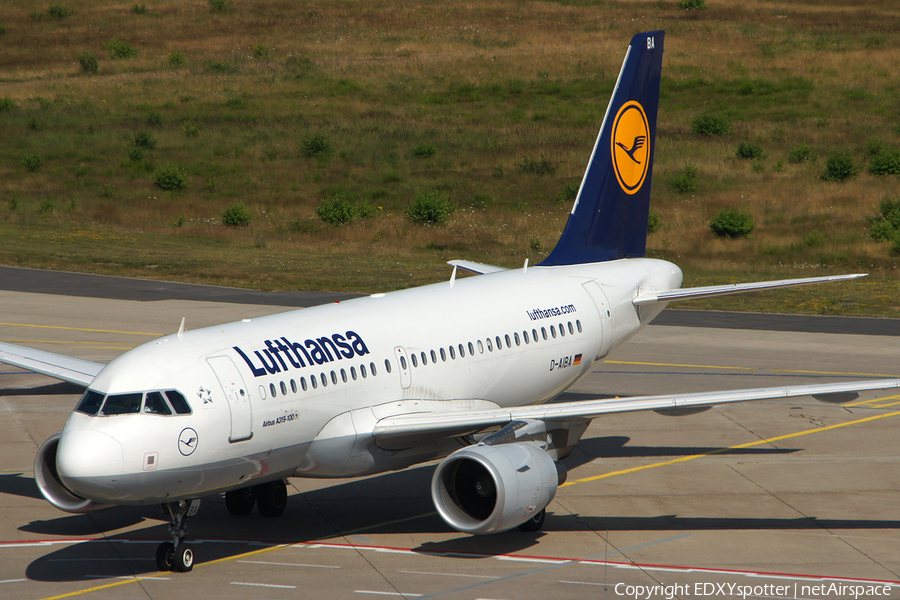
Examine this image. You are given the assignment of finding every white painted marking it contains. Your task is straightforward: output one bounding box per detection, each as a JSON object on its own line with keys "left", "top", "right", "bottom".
{"left": 238, "top": 560, "right": 340, "bottom": 569}
{"left": 400, "top": 570, "right": 498, "bottom": 580}
{"left": 0, "top": 579, "right": 27, "bottom": 584}
{"left": 84, "top": 575, "right": 170, "bottom": 581}
{"left": 495, "top": 556, "right": 570, "bottom": 565}
{"left": 560, "top": 580, "right": 605, "bottom": 586}
{"left": 355, "top": 592, "right": 422, "bottom": 597}
{"left": 231, "top": 582, "right": 297, "bottom": 589}
{"left": 374, "top": 548, "right": 415, "bottom": 554}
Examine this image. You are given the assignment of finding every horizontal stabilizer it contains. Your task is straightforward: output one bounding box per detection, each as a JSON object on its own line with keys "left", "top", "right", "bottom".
{"left": 447, "top": 260, "right": 507, "bottom": 275}
{"left": 0, "top": 342, "right": 102, "bottom": 387}
{"left": 632, "top": 274, "right": 867, "bottom": 306}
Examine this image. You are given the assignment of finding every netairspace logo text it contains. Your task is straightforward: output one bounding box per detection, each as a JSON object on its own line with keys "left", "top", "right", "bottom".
{"left": 614, "top": 582, "right": 895, "bottom": 600}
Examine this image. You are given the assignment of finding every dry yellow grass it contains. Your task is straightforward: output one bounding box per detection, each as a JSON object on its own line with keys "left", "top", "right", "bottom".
{"left": 1, "top": 0, "right": 900, "bottom": 314}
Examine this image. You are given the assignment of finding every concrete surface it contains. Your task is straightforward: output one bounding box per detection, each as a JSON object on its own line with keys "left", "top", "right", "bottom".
{"left": 1, "top": 272, "right": 899, "bottom": 600}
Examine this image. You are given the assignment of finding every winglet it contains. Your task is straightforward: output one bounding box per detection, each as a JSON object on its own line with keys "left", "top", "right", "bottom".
{"left": 541, "top": 31, "right": 664, "bottom": 266}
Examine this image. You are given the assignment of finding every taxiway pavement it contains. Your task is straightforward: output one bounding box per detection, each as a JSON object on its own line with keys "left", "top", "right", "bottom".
{"left": 1, "top": 271, "right": 899, "bottom": 600}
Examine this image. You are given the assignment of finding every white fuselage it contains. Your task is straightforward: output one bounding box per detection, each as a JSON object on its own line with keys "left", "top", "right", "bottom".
{"left": 55, "top": 258, "right": 682, "bottom": 505}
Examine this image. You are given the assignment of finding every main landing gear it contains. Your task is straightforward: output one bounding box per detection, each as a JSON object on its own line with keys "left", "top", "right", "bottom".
{"left": 156, "top": 499, "right": 200, "bottom": 572}
{"left": 224, "top": 479, "right": 288, "bottom": 518}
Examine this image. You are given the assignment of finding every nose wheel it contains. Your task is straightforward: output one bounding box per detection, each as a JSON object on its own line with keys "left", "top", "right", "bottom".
{"left": 156, "top": 499, "right": 200, "bottom": 572}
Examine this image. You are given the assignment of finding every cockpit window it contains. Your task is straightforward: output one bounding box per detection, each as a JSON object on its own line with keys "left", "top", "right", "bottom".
{"left": 101, "top": 393, "right": 143, "bottom": 415}
{"left": 75, "top": 390, "right": 105, "bottom": 415}
{"left": 144, "top": 391, "right": 172, "bottom": 415}
{"left": 165, "top": 390, "right": 192, "bottom": 414}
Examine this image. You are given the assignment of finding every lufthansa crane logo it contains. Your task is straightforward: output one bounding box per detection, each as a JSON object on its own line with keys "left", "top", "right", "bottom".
{"left": 611, "top": 101, "right": 650, "bottom": 195}
{"left": 178, "top": 427, "right": 198, "bottom": 456}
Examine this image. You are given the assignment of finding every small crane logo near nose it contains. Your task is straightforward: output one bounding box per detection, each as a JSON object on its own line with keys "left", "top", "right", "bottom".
{"left": 178, "top": 428, "right": 198, "bottom": 456}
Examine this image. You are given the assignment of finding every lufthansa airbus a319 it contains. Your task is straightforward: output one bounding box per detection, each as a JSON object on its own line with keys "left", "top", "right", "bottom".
{"left": 2, "top": 30, "right": 897, "bottom": 573}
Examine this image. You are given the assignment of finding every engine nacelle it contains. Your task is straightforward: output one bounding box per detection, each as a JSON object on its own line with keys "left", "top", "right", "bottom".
{"left": 34, "top": 432, "right": 109, "bottom": 513}
{"left": 431, "top": 442, "right": 562, "bottom": 534}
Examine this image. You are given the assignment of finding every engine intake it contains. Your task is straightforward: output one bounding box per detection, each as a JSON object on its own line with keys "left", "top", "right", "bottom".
{"left": 34, "top": 432, "right": 108, "bottom": 513}
{"left": 431, "top": 442, "right": 562, "bottom": 534}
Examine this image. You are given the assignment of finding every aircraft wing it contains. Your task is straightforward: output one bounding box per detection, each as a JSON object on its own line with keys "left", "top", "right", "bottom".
{"left": 0, "top": 342, "right": 102, "bottom": 387}
{"left": 372, "top": 378, "right": 900, "bottom": 442}
{"left": 633, "top": 273, "right": 866, "bottom": 305}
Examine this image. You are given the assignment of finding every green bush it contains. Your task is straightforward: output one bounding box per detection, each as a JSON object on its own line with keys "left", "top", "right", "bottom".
{"left": 48, "top": 5, "right": 72, "bottom": 18}
{"left": 169, "top": 51, "right": 186, "bottom": 67}
{"left": 677, "top": 0, "right": 706, "bottom": 9}
{"left": 869, "top": 148, "right": 900, "bottom": 176}
{"left": 710, "top": 207, "right": 755, "bottom": 239}
{"left": 736, "top": 141, "right": 764, "bottom": 160}
{"left": 647, "top": 209, "right": 662, "bottom": 234}
{"left": 106, "top": 39, "right": 137, "bottom": 59}
{"left": 517, "top": 155, "right": 555, "bottom": 175}
{"left": 181, "top": 120, "right": 201, "bottom": 137}
{"left": 316, "top": 195, "right": 355, "bottom": 225}
{"left": 867, "top": 198, "right": 900, "bottom": 242}
{"left": 128, "top": 147, "right": 144, "bottom": 162}
{"left": 406, "top": 189, "right": 454, "bottom": 225}
{"left": 302, "top": 134, "right": 333, "bottom": 158}
{"left": 787, "top": 144, "right": 811, "bottom": 164}
{"left": 0, "top": 97, "right": 15, "bottom": 111}
{"left": 691, "top": 112, "right": 731, "bottom": 136}
{"left": 820, "top": 151, "right": 856, "bottom": 182}
{"left": 77, "top": 51, "right": 98, "bottom": 73}
{"left": 412, "top": 142, "right": 436, "bottom": 158}
{"left": 222, "top": 203, "right": 252, "bottom": 226}
{"left": 147, "top": 111, "right": 162, "bottom": 126}
{"left": 0, "top": 23, "right": 7, "bottom": 36}
{"left": 134, "top": 131, "right": 157, "bottom": 149}
{"left": 252, "top": 42, "right": 271, "bottom": 59}
{"left": 153, "top": 165, "right": 187, "bottom": 190}
{"left": 670, "top": 164, "right": 697, "bottom": 193}
{"left": 209, "top": 0, "right": 229, "bottom": 13}
{"left": 553, "top": 181, "right": 579, "bottom": 204}
{"left": 131, "top": 4, "right": 147, "bottom": 14}
{"left": 21, "top": 153, "right": 43, "bottom": 172}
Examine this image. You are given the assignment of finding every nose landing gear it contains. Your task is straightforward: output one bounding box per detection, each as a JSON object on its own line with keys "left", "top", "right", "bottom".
{"left": 156, "top": 499, "right": 200, "bottom": 572}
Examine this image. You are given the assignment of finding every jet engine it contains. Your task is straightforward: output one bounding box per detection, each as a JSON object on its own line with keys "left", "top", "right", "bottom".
{"left": 431, "top": 441, "right": 564, "bottom": 534}
{"left": 34, "top": 432, "right": 109, "bottom": 513}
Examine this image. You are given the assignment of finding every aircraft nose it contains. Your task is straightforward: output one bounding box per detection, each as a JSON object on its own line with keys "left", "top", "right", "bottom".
{"left": 56, "top": 429, "right": 124, "bottom": 499}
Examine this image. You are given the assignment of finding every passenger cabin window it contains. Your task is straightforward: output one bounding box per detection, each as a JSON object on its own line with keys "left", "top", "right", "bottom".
{"left": 371, "top": 361, "right": 378, "bottom": 376}
{"left": 270, "top": 383, "right": 277, "bottom": 398}
{"left": 486, "top": 338, "right": 493, "bottom": 352}
{"left": 430, "top": 350, "right": 437, "bottom": 363}
{"left": 330, "top": 371, "right": 338, "bottom": 385}
{"left": 576, "top": 319, "right": 583, "bottom": 333}
{"left": 568, "top": 321, "right": 575, "bottom": 335}
{"left": 280, "top": 381, "right": 288, "bottom": 395}
{"left": 361, "top": 364, "right": 368, "bottom": 378}
{"left": 144, "top": 392, "right": 172, "bottom": 415}
{"left": 421, "top": 351, "right": 427, "bottom": 366}
{"left": 290, "top": 379, "right": 297, "bottom": 393}
{"left": 449, "top": 345, "right": 456, "bottom": 360}
{"left": 440, "top": 348, "right": 447, "bottom": 361}
{"left": 458, "top": 343, "right": 465, "bottom": 358}
{"left": 523, "top": 331, "right": 530, "bottom": 344}
{"left": 400, "top": 355, "right": 408, "bottom": 370}
{"left": 301, "top": 377, "right": 308, "bottom": 391}
{"left": 410, "top": 354, "right": 417, "bottom": 368}
{"left": 495, "top": 336, "right": 502, "bottom": 349}
{"left": 384, "top": 359, "right": 391, "bottom": 374}
{"left": 504, "top": 334, "right": 511, "bottom": 348}
{"left": 514, "top": 332, "right": 521, "bottom": 346}
{"left": 350, "top": 366, "right": 357, "bottom": 380}
{"left": 477, "top": 340, "right": 484, "bottom": 354}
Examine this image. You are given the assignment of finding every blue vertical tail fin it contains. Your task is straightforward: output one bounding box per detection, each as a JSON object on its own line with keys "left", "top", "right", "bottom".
{"left": 540, "top": 31, "right": 664, "bottom": 266}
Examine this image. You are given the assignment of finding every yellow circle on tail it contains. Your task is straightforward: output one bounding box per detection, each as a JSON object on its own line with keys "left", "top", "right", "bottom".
{"left": 611, "top": 101, "right": 650, "bottom": 195}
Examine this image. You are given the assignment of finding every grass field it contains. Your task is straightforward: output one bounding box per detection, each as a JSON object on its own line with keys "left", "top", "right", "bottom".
{"left": 2, "top": 0, "right": 900, "bottom": 315}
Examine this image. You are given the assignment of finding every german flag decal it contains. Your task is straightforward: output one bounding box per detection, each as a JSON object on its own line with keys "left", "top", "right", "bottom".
{"left": 573, "top": 354, "right": 582, "bottom": 366}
